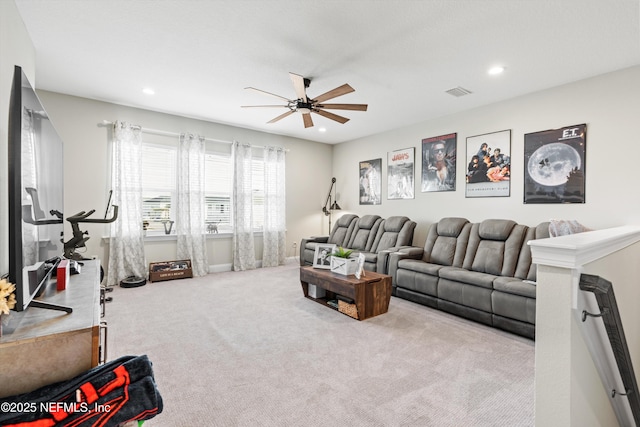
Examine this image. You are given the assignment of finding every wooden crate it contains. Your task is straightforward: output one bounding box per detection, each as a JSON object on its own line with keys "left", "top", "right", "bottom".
{"left": 149, "top": 259, "right": 193, "bottom": 282}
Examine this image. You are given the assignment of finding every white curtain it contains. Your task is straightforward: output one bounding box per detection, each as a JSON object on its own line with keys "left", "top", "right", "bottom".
{"left": 176, "top": 133, "right": 208, "bottom": 276}
{"left": 232, "top": 141, "right": 255, "bottom": 271}
{"left": 262, "top": 146, "right": 286, "bottom": 267}
{"left": 107, "top": 121, "right": 146, "bottom": 286}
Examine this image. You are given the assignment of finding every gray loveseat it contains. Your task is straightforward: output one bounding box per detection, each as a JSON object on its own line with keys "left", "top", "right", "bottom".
{"left": 300, "top": 214, "right": 416, "bottom": 274}
{"left": 388, "top": 217, "right": 549, "bottom": 339}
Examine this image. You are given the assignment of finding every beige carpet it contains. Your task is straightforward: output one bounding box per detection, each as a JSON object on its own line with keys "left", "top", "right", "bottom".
{"left": 105, "top": 261, "right": 534, "bottom": 426}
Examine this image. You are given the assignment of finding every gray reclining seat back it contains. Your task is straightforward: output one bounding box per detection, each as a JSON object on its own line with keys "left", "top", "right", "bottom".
{"left": 513, "top": 221, "right": 551, "bottom": 281}
{"left": 423, "top": 217, "right": 470, "bottom": 267}
{"left": 328, "top": 214, "right": 359, "bottom": 246}
{"left": 463, "top": 219, "right": 527, "bottom": 277}
{"left": 300, "top": 214, "right": 358, "bottom": 266}
{"left": 371, "top": 216, "right": 417, "bottom": 253}
{"left": 346, "top": 215, "right": 382, "bottom": 251}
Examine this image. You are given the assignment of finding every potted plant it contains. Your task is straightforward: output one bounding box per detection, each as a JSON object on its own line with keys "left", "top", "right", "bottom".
{"left": 330, "top": 246, "right": 359, "bottom": 276}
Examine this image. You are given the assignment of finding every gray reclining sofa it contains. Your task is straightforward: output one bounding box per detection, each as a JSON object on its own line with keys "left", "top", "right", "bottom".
{"left": 389, "top": 217, "right": 549, "bottom": 339}
{"left": 300, "top": 214, "right": 416, "bottom": 274}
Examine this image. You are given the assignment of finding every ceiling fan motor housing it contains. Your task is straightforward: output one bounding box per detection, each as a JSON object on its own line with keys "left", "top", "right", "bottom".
{"left": 296, "top": 101, "right": 313, "bottom": 113}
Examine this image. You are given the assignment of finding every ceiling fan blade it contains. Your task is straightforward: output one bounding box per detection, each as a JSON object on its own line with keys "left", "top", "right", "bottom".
{"left": 302, "top": 113, "right": 313, "bottom": 128}
{"left": 313, "top": 83, "right": 355, "bottom": 103}
{"left": 267, "top": 110, "right": 295, "bottom": 124}
{"left": 316, "top": 103, "right": 368, "bottom": 111}
{"left": 313, "top": 109, "right": 350, "bottom": 124}
{"left": 245, "top": 87, "right": 292, "bottom": 102}
{"left": 241, "top": 105, "right": 289, "bottom": 108}
{"left": 289, "top": 72, "right": 308, "bottom": 102}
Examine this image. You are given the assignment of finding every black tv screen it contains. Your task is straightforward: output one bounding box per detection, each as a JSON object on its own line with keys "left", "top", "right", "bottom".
{"left": 8, "top": 65, "right": 65, "bottom": 311}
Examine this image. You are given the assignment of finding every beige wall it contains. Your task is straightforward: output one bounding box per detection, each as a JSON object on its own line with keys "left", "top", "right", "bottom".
{"left": 34, "top": 91, "right": 333, "bottom": 270}
{"left": 333, "top": 66, "right": 640, "bottom": 247}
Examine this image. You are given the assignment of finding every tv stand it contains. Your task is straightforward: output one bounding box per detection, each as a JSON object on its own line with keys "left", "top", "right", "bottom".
{"left": 29, "top": 300, "right": 73, "bottom": 313}
{"left": 0, "top": 260, "right": 103, "bottom": 398}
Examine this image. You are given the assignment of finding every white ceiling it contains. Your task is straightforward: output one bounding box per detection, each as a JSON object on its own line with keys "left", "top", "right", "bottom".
{"left": 14, "top": 0, "right": 640, "bottom": 144}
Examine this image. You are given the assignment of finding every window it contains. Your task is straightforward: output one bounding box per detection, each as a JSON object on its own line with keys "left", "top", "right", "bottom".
{"left": 251, "top": 159, "right": 264, "bottom": 229}
{"left": 142, "top": 144, "right": 176, "bottom": 234}
{"left": 204, "top": 153, "right": 231, "bottom": 232}
{"left": 141, "top": 142, "right": 266, "bottom": 235}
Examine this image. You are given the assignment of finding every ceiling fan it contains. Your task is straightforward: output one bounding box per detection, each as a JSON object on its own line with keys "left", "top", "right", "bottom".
{"left": 242, "top": 72, "right": 368, "bottom": 128}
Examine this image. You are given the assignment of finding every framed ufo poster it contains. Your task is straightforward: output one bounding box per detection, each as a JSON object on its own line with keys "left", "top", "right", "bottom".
{"left": 523, "top": 124, "right": 586, "bottom": 204}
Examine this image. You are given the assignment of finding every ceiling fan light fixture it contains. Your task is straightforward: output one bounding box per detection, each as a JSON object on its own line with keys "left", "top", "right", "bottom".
{"left": 244, "top": 72, "right": 368, "bottom": 128}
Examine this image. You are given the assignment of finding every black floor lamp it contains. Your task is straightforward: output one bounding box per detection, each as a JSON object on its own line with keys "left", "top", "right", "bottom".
{"left": 322, "top": 177, "right": 341, "bottom": 232}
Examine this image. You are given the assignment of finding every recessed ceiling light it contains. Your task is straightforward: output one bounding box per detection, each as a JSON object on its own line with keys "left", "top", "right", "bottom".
{"left": 488, "top": 66, "right": 505, "bottom": 76}
{"left": 318, "top": 127, "right": 327, "bottom": 133}
{"left": 142, "top": 87, "right": 155, "bottom": 95}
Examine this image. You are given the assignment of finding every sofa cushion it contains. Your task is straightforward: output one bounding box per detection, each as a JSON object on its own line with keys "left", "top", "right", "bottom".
{"left": 349, "top": 250, "right": 378, "bottom": 264}
{"left": 493, "top": 276, "right": 536, "bottom": 299}
{"left": 424, "top": 217, "right": 471, "bottom": 267}
{"left": 464, "top": 221, "right": 527, "bottom": 277}
{"left": 396, "top": 268, "right": 438, "bottom": 297}
{"left": 471, "top": 240, "right": 511, "bottom": 276}
{"left": 328, "top": 214, "right": 359, "bottom": 246}
{"left": 347, "top": 215, "right": 382, "bottom": 251}
{"left": 371, "top": 216, "right": 416, "bottom": 253}
{"left": 439, "top": 266, "right": 496, "bottom": 289}
{"left": 478, "top": 219, "right": 517, "bottom": 241}
{"left": 527, "top": 222, "right": 550, "bottom": 281}
{"left": 397, "top": 258, "right": 444, "bottom": 276}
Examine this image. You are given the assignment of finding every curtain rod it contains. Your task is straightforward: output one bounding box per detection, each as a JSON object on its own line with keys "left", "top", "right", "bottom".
{"left": 101, "top": 120, "right": 232, "bottom": 144}
{"left": 100, "top": 120, "right": 288, "bottom": 151}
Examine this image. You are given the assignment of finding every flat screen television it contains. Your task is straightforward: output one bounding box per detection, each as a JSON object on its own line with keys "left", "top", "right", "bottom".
{"left": 7, "top": 65, "right": 69, "bottom": 312}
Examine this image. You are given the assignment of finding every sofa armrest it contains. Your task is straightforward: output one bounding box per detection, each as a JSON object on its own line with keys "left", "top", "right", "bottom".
{"left": 375, "top": 250, "right": 393, "bottom": 274}
{"left": 375, "top": 246, "right": 418, "bottom": 274}
{"left": 388, "top": 247, "right": 425, "bottom": 286}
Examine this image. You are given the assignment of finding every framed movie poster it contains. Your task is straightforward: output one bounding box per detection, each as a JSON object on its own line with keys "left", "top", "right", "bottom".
{"left": 359, "top": 158, "right": 382, "bottom": 205}
{"left": 421, "top": 133, "right": 457, "bottom": 192}
{"left": 387, "top": 147, "right": 414, "bottom": 199}
{"left": 524, "top": 124, "right": 586, "bottom": 204}
{"left": 465, "top": 130, "right": 511, "bottom": 198}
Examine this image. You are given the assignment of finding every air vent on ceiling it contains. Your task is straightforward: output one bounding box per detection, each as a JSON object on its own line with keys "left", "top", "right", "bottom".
{"left": 445, "top": 87, "right": 473, "bottom": 97}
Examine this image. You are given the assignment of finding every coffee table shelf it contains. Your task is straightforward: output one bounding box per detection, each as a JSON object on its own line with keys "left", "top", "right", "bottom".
{"left": 299, "top": 266, "right": 392, "bottom": 320}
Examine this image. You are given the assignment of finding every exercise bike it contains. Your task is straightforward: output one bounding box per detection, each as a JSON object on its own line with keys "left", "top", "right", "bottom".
{"left": 61, "top": 196, "right": 118, "bottom": 312}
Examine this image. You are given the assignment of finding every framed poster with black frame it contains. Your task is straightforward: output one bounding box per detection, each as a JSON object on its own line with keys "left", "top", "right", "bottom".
{"left": 359, "top": 158, "right": 382, "bottom": 205}
{"left": 465, "top": 129, "right": 511, "bottom": 198}
{"left": 387, "top": 147, "right": 415, "bottom": 200}
{"left": 524, "top": 124, "right": 586, "bottom": 204}
{"left": 421, "top": 133, "right": 457, "bottom": 192}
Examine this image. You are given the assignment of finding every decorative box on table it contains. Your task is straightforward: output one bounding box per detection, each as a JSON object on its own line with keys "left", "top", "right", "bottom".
{"left": 330, "top": 256, "right": 359, "bottom": 276}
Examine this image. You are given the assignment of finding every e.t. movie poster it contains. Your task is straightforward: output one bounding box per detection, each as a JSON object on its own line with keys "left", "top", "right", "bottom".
{"left": 523, "top": 124, "right": 586, "bottom": 204}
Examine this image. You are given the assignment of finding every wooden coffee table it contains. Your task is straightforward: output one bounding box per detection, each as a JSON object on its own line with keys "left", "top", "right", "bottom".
{"left": 299, "top": 266, "right": 392, "bottom": 320}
